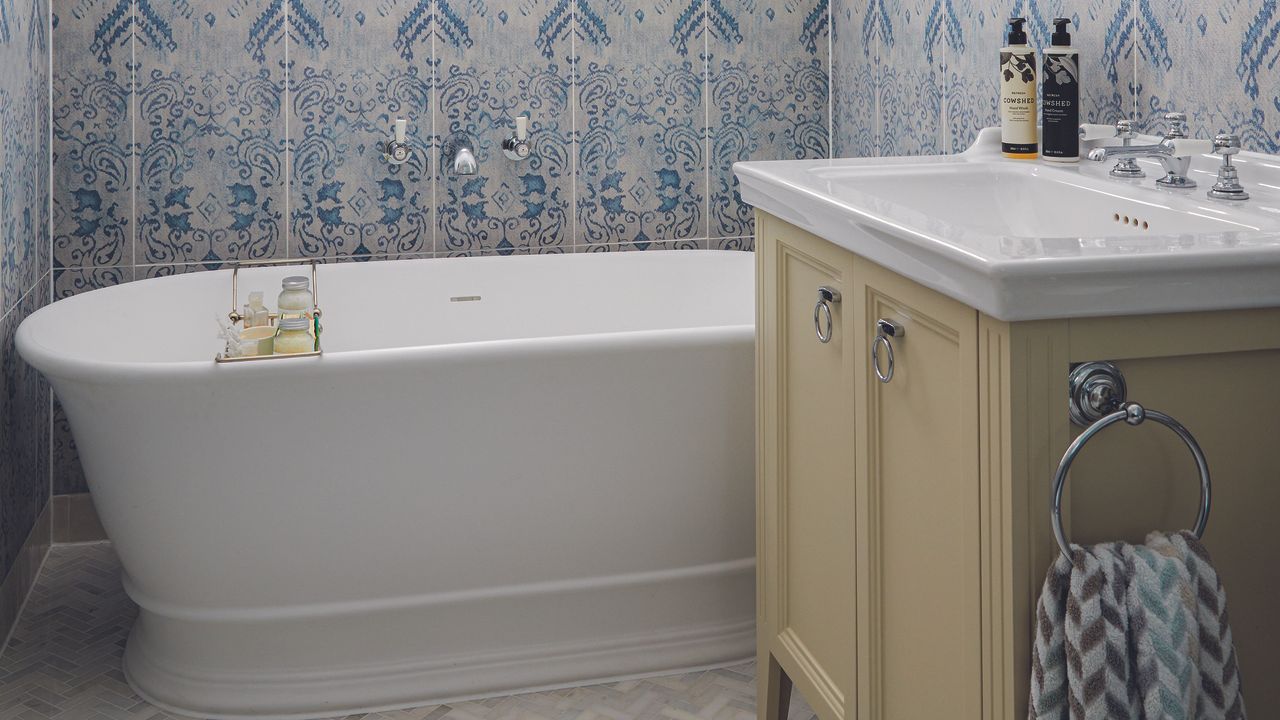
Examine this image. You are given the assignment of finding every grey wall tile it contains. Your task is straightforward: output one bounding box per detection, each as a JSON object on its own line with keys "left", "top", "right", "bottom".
{"left": 289, "top": 1, "right": 434, "bottom": 259}
{"left": 709, "top": 0, "right": 831, "bottom": 239}
{"left": 52, "top": 0, "right": 132, "bottom": 270}
{"left": 134, "top": 0, "right": 286, "bottom": 265}
{"left": 576, "top": 0, "right": 707, "bottom": 246}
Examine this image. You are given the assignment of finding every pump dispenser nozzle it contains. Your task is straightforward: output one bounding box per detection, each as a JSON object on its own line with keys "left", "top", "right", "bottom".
{"left": 1051, "top": 18, "right": 1072, "bottom": 46}
{"left": 1006, "top": 17, "right": 1028, "bottom": 45}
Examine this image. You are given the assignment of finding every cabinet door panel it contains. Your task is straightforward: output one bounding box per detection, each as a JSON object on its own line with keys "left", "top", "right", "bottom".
{"left": 856, "top": 264, "right": 981, "bottom": 720}
{"left": 758, "top": 216, "right": 857, "bottom": 720}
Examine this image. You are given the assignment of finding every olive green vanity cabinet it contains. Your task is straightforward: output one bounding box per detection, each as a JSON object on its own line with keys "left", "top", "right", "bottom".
{"left": 755, "top": 210, "right": 1280, "bottom": 720}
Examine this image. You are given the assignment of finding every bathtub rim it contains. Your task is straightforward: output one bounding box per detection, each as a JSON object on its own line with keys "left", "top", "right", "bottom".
{"left": 18, "top": 322, "right": 754, "bottom": 385}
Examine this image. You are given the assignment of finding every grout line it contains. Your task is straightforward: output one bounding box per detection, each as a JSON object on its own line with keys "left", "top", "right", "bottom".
{"left": 46, "top": 0, "right": 53, "bottom": 303}
{"left": 1131, "top": 0, "right": 1139, "bottom": 123}
{"left": 0, "top": 506, "right": 52, "bottom": 659}
{"left": 0, "top": 270, "right": 52, "bottom": 324}
{"left": 283, "top": 0, "right": 291, "bottom": 258}
{"left": 430, "top": 10, "right": 437, "bottom": 255}
{"left": 827, "top": 0, "right": 834, "bottom": 158}
{"left": 702, "top": 0, "right": 710, "bottom": 242}
{"left": 129, "top": 0, "right": 137, "bottom": 272}
{"left": 569, "top": 0, "right": 577, "bottom": 248}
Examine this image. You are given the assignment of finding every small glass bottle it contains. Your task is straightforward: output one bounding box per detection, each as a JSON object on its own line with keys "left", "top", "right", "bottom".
{"left": 274, "top": 316, "right": 315, "bottom": 354}
{"left": 242, "top": 291, "right": 270, "bottom": 328}
{"left": 278, "top": 276, "right": 314, "bottom": 321}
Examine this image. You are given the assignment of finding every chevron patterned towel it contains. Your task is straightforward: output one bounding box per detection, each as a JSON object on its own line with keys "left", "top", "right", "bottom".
{"left": 1028, "top": 531, "right": 1246, "bottom": 720}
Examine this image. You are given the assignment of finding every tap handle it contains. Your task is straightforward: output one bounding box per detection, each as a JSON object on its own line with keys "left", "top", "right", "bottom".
{"left": 1213, "top": 133, "right": 1241, "bottom": 157}
{"left": 1164, "top": 112, "right": 1190, "bottom": 139}
{"left": 394, "top": 118, "right": 407, "bottom": 145}
{"left": 516, "top": 114, "right": 529, "bottom": 142}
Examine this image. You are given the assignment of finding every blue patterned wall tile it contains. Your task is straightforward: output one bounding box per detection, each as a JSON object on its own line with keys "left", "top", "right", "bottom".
{"left": 876, "top": 0, "right": 943, "bottom": 156}
{"left": 574, "top": 239, "right": 705, "bottom": 253}
{"left": 945, "top": 0, "right": 1133, "bottom": 154}
{"left": 0, "top": 0, "right": 51, "bottom": 313}
{"left": 134, "top": 0, "right": 286, "bottom": 265}
{"left": 709, "top": 0, "right": 830, "bottom": 239}
{"left": 52, "top": 0, "right": 132, "bottom": 270}
{"left": 1137, "top": 1, "right": 1280, "bottom": 152}
{"left": 436, "top": 1, "right": 572, "bottom": 255}
{"left": 577, "top": 0, "right": 706, "bottom": 246}
{"left": 0, "top": 275, "right": 51, "bottom": 578}
{"left": 832, "top": 0, "right": 877, "bottom": 157}
{"left": 710, "top": 235, "right": 754, "bottom": 251}
{"left": 289, "top": 0, "right": 434, "bottom": 258}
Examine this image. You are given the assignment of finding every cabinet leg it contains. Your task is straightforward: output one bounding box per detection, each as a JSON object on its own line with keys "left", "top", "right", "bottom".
{"left": 760, "top": 653, "right": 793, "bottom": 720}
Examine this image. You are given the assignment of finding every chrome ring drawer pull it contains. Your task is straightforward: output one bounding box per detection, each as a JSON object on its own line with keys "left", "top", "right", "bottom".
{"left": 814, "top": 286, "right": 841, "bottom": 344}
{"left": 872, "top": 319, "right": 905, "bottom": 383}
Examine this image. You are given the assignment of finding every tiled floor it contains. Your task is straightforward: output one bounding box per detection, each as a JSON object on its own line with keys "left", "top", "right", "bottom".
{"left": 0, "top": 544, "right": 816, "bottom": 720}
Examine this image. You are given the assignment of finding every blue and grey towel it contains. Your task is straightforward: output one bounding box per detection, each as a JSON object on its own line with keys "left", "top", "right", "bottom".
{"left": 1028, "top": 531, "right": 1246, "bottom": 720}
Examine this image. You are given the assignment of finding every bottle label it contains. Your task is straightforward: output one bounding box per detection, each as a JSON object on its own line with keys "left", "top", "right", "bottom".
{"left": 1000, "top": 51, "right": 1038, "bottom": 155}
{"left": 1042, "top": 53, "right": 1080, "bottom": 158}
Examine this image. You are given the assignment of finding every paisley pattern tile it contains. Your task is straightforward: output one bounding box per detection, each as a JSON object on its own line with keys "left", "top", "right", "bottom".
{"left": 576, "top": 0, "right": 706, "bottom": 246}
{"left": 52, "top": 0, "right": 132, "bottom": 270}
{"left": 134, "top": 0, "right": 286, "bottom": 265}
{"left": 290, "top": 0, "right": 433, "bottom": 259}
{"left": 436, "top": 1, "right": 572, "bottom": 255}
{"left": 1136, "top": 1, "right": 1280, "bottom": 152}
{"left": 709, "top": 0, "right": 830, "bottom": 238}
{"left": 832, "top": 0, "right": 877, "bottom": 157}
{"left": 876, "top": 0, "right": 942, "bottom": 156}
{"left": 0, "top": 276, "right": 51, "bottom": 580}
{"left": 0, "top": 0, "right": 50, "bottom": 312}
{"left": 0, "top": 0, "right": 50, "bottom": 582}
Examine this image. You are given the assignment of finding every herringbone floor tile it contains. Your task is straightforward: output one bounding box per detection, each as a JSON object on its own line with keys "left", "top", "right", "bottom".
{"left": 0, "top": 545, "right": 816, "bottom": 720}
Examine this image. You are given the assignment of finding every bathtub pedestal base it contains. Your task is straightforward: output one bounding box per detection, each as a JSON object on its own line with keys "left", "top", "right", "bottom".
{"left": 119, "top": 564, "right": 755, "bottom": 720}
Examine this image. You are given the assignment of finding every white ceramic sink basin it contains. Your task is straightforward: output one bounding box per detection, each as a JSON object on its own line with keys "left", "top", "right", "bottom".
{"left": 735, "top": 128, "right": 1280, "bottom": 320}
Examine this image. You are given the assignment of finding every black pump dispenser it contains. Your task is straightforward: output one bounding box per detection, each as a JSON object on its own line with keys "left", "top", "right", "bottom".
{"left": 1042, "top": 17, "right": 1080, "bottom": 161}
{"left": 1051, "top": 17, "right": 1072, "bottom": 46}
{"left": 1007, "top": 18, "right": 1028, "bottom": 45}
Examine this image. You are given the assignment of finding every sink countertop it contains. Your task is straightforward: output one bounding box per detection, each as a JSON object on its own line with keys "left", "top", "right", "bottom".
{"left": 734, "top": 127, "right": 1280, "bottom": 321}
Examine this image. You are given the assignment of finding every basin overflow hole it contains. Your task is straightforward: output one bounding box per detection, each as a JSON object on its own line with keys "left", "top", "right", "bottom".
{"left": 450, "top": 295, "right": 482, "bottom": 302}
{"left": 1113, "top": 212, "right": 1150, "bottom": 231}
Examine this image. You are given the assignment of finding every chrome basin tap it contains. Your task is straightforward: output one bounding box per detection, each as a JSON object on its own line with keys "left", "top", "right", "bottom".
{"left": 1087, "top": 112, "right": 1212, "bottom": 190}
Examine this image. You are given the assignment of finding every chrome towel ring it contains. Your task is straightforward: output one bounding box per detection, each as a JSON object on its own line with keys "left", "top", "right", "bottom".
{"left": 1051, "top": 402, "right": 1212, "bottom": 560}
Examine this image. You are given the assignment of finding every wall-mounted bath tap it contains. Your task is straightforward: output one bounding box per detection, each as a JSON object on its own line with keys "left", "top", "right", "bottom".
{"left": 382, "top": 118, "right": 414, "bottom": 166}
{"left": 443, "top": 133, "right": 479, "bottom": 176}
{"left": 501, "top": 113, "right": 532, "bottom": 162}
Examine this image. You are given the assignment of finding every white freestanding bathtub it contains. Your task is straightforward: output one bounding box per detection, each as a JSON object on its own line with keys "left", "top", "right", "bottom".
{"left": 16, "top": 250, "right": 756, "bottom": 720}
